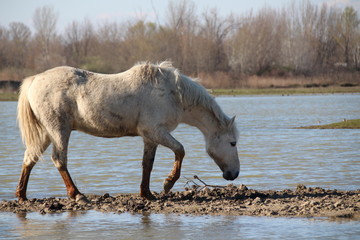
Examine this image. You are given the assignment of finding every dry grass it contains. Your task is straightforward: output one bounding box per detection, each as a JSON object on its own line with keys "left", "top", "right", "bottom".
{"left": 0, "top": 92, "right": 18, "bottom": 101}
{"left": 298, "top": 119, "right": 360, "bottom": 129}
{"left": 210, "top": 86, "right": 360, "bottom": 95}
{"left": 198, "top": 71, "right": 360, "bottom": 89}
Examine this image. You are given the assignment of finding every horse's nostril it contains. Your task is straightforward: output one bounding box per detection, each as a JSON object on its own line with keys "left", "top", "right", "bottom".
{"left": 223, "top": 171, "right": 238, "bottom": 180}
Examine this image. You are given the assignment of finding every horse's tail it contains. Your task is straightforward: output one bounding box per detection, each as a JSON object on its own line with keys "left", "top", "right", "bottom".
{"left": 17, "top": 77, "right": 47, "bottom": 160}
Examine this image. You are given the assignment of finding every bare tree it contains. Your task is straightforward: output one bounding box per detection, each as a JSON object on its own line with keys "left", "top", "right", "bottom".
{"left": 33, "top": 5, "right": 58, "bottom": 70}
{"left": 2, "top": 0, "right": 360, "bottom": 87}
{"left": 228, "top": 7, "right": 283, "bottom": 75}
{"left": 122, "top": 20, "right": 158, "bottom": 65}
{"left": 313, "top": 5, "right": 338, "bottom": 69}
{"left": 166, "top": 0, "right": 198, "bottom": 73}
{"left": 8, "top": 22, "right": 31, "bottom": 69}
{"left": 196, "top": 8, "right": 234, "bottom": 73}
{"left": 335, "top": 7, "right": 360, "bottom": 68}
{"left": 64, "top": 18, "right": 95, "bottom": 67}
{"left": 280, "top": 0, "right": 318, "bottom": 73}
{"left": 0, "top": 25, "right": 10, "bottom": 70}
{"left": 95, "top": 21, "right": 127, "bottom": 72}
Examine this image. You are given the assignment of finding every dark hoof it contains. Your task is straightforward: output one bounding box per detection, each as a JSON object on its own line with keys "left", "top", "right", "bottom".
{"left": 75, "top": 194, "right": 90, "bottom": 205}
{"left": 140, "top": 191, "right": 156, "bottom": 200}
{"left": 17, "top": 197, "right": 28, "bottom": 203}
{"left": 163, "top": 179, "right": 175, "bottom": 194}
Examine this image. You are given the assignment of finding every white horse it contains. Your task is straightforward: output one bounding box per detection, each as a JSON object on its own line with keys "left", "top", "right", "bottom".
{"left": 16, "top": 61, "right": 239, "bottom": 202}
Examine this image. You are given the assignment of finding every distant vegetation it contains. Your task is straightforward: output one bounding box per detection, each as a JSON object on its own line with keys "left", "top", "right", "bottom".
{"left": 2, "top": 85, "right": 360, "bottom": 102}
{"left": 210, "top": 86, "right": 360, "bottom": 95}
{"left": 299, "top": 119, "right": 360, "bottom": 129}
{"left": 1, "top": 0, "right": 360, "bottom": 88}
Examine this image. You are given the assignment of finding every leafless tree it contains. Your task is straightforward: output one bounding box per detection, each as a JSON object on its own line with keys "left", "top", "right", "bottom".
{"left": 2, "top": 0, "right": 360, "bottom": 87}
{"left": 33, "top": 5, "right": 59, "bottom": 70}
{"left": 228, "top": 7, "right": 283, "bottom": 75}
{"left": 335, "top": 7, "right": 360, "bottom": 68}
{"left": 8, "top": 22, "right": 31, "bottom": 69}
{"left": 196, "top": 8, "right": 235, "bottom": 73}
{"left": 64, "top": 18, "right": 95, "bottom": 67}
{"left": 165, "top": 0, "right": 198, "bottom": 73}
{"left": 0, "top": 25, "right": 10, "bottom": 69}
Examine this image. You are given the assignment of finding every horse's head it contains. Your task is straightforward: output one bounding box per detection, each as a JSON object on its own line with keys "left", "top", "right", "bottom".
{"left": 206, "top": 116, "right": 240, "bottom": 181}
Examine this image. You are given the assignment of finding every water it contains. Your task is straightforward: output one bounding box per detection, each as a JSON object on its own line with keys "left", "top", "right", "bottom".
{"left": 1, "top": 211, "right": 360, "bottom": 240}
{"left": 1, "top": 94, "right": 360, "bottom": 239}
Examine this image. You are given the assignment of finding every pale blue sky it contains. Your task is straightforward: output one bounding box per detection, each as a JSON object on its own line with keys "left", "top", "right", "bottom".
{"left": 1, "top": 0, "right": 360, "bottom": 32}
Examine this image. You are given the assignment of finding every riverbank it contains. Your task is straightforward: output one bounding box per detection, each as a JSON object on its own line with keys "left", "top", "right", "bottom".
{"left": 1, "top": 184, "right": 359, "bottom": 220}
{"left": 210, "top": 86, "right": 360, "bottom": 96}
{"left": 0, "top": 92, "right": 19, "bottom": 101}
{"left": 299, "top": 119, "right": 360, "bottom": 129}
{"left": 1, "top": 86, "right": 360, "bottom": 101}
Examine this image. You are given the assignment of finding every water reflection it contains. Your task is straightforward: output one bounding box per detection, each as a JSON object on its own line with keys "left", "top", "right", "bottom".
{"left": 1, "top": 211, "right": 360, "bottom": 239}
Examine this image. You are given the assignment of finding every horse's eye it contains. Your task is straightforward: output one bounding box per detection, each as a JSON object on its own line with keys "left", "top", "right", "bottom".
{"left": 230, "top": 141, "right": 236, "bottom": 147}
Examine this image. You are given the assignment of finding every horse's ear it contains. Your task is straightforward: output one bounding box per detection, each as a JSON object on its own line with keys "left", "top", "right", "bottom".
{"left": 228, "top": 116, "right": 236, "bottom": 128}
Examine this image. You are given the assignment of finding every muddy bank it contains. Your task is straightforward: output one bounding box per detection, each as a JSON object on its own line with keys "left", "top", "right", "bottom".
{"left": 1, "top": 184, "right": 359, "bottom": 219}
{"left": 0, "top": 80, "right": 20, "bottom": 92}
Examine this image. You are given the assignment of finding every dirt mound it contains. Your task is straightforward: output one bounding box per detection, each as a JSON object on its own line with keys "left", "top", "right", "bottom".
{"left": 1, "top": 184, "right": 359, "bottom": 219}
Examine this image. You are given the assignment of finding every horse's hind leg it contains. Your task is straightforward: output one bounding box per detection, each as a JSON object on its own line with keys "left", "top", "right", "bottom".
{"left": 49, "top": 129, "right": 87, "bottom": 203}
{"left": 140, "top": 140, "right": 158, "bottom": 200}
{"left": 16, "top": 136, "right": 50, "bottom": 202}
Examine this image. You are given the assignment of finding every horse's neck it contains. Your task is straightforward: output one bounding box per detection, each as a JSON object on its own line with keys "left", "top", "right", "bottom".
{"left": 182, "top": 106, "right": 219, "bottom": 138}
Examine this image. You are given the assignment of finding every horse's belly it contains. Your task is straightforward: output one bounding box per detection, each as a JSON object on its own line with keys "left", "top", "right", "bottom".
{"left": 74, "top": 122, "right": 138, "bottom": 138}
{"left": 73, "top": 111, "right": 139, "bottom": 138}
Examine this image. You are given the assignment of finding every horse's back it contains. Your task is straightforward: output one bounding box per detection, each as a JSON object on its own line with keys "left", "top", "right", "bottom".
{"left": 26, "top": 65, "right": 182, "bottom": 138}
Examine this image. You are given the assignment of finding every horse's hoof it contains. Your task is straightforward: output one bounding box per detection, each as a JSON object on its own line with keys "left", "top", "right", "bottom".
{"left": 17, "top": 197, "right": 28, "bottom": 203}
{"left": 141, "top": 192, "right": 156, "bottom": 200}
{"left": 75, "top": 194, "right": 90, "bottom": 205}
{"left": 163, "top": 179, "right": 175, "bottom": 194}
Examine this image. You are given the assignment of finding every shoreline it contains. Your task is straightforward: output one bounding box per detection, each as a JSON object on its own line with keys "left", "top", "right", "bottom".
{"left": 298, "top": 119, "right": 360, "bottom": 129}
{"left": 1, "top": 185, "right": 359, "bottom": 220}
{"left": 1, "top": 86, "right": 359, "bottom": 101}
{"left": 210, "top": 86, "right": 360, "bottom": 96}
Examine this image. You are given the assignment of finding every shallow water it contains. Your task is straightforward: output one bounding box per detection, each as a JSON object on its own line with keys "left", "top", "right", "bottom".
{"left": 1, "top": 211, "right": 360, "bottom": 240}
{"left": 1, "top": 94, "right": 360, "bottom": 239}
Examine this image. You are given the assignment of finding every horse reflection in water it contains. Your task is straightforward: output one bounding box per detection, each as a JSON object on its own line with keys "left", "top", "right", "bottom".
{"left": 16, "top": 61, "right": 239, "bottom": 202}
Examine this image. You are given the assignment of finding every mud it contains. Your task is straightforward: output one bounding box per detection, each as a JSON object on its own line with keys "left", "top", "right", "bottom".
{"left": 1, "top": 184, "right": 359, "bottom": 220}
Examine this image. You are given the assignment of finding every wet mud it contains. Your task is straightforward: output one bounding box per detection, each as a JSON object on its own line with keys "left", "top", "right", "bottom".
{"left": 1, "top": 184, "right": 359, "bottom": 220}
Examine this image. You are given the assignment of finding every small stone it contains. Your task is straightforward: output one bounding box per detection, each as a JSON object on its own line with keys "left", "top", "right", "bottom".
{"left": 253, "top": 197, "right": 262, "bottom": 204}
{"left": 334, "top": 201, "right": 343, "bottom": 208}
{"left": 296, "top": 184, "right": 307, "bottom": 192}
{"left": 239, "top": 184, "right": 248, "bottom": 191}
{"left": 264, "top": 199, "right": 272, "bottom": 204}
{"left": 183, "top": 190, "right": 194, "bottom": 198}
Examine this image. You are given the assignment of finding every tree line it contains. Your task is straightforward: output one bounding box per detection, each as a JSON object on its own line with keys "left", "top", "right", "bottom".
{"left": 1, "top": 0, "right": 359, "bottom": 88}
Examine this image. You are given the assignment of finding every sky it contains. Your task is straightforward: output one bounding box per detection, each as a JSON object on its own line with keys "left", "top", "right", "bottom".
{"left": 1, "top": 0, "right": 360, "bottom": 33}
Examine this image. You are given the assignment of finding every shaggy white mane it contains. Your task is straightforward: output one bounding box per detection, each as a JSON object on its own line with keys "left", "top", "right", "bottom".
{"left": 135, "top": 61, "right": 229, "bottom": 127}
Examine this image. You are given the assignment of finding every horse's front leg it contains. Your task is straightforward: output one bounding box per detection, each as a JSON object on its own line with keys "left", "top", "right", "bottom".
{"left": 140, "top": 140, "right": 158, "bottom": 200}
{"left": 142, "top": 128, "right": 185, "bottom": 195}
{"left": 163, "top": 144, "right": 185, "bottom": 194}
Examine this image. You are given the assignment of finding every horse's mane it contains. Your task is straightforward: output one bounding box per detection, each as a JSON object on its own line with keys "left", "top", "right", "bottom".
{"left": 134, "top": 61, "right": 229, "bottom": 127}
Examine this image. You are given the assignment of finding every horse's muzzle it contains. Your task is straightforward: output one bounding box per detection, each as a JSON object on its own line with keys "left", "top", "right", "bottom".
{"left": 223, "top": 170, "right": 239, "bottom": 180}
